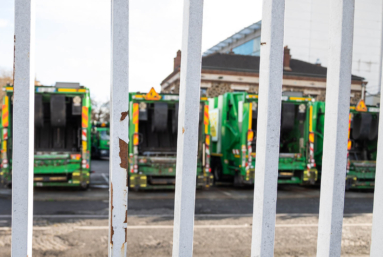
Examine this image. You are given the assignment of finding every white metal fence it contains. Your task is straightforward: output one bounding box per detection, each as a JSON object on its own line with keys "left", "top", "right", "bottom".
{"left": 10, "top": 0, "right": 383, "bottom": 256}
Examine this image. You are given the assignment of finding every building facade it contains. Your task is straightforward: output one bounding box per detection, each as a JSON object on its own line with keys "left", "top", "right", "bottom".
{"left": 203, "top": 0, "right": 383, "bottom": 96}
{"left": 161, "top": 48, "right": 365, "bottom": 104}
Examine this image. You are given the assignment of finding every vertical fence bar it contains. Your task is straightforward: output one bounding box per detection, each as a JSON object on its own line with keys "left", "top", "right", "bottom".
{"left": 11, "top": 0, "right": 35, "bottom": 256}
{"left": 250, "top": 0, "right": 285, "bottom": 256}
{"left": 316, "top": 1, "right": 355, "bottom": 256}
{"left": 370, "top": 49, "right": 383, "bottom": 257}
{"left": 109, "top": 0, "right": 129, "bottom": 256}
{"left": 172, "top": 0, "right": 204, "bottom": 256}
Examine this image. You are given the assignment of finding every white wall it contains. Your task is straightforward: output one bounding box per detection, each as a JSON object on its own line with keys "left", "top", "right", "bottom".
{"left": 284, "top": 0, "right": 383, "bottom": 94}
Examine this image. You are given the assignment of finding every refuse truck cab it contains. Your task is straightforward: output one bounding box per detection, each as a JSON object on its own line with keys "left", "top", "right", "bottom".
{"left": 91, "top": 122, "right": 110, "bottom": 159}
{"left": 209, "top": 92, "right": 318, "bottom": 186}
{"left": 127, "top": 88, "right": 213, "bottom": 190}
{"left": 0, "top": 83, "right": 91, "bottom": 188}
{"left": 311, "top": 100, "right": 378, "bottom": 189}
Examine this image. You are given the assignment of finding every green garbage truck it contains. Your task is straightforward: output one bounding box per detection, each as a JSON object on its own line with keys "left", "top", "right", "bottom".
{"left": 127, "top": 88, "right": 213, "bottom": 190}
{"left": 310, "top": 100, "right": 379, "bottom": 189}
{"left": 91, "top": 122, "right": 110, "bottom": 159}
{"left": 0, "top": 83, "right": 92, "bottom": 188}
{"left": 209, "top": 92, "right": 318, "bottom": 186}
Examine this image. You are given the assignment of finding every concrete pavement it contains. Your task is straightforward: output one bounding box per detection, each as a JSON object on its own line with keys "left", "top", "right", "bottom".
{"left": 0, "top": 214, "right": 373, "bottom": 257}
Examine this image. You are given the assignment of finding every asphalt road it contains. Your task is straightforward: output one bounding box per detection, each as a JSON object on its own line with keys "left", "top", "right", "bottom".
{"left": 0, "top": 159, "right": 376, "bottom": 256}
{"left": 0, "top": 159, "right": 375, "bottom": 217}
{"left": 0, "top": 188, "right": 374, "bottom": 216}
{"left": 91, "top": 158, "right": 109, "bottom": 174}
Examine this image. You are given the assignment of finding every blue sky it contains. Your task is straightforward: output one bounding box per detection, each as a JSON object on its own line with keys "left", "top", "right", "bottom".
{"left": 0, "top": 0, "right": 262, "bottom": 102}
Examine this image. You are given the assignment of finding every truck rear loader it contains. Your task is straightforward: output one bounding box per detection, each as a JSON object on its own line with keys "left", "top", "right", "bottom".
{"left": 209, "top": 92, "right": 318, "bottom": 186}
{"left": 0, "top": 83, "right": 92, "bottom": 188}
{"left": 128, "top": 88, "right": 213, "bottom": 190}
{"left": 310, "top": 100, "right": 378, "bottom": 189}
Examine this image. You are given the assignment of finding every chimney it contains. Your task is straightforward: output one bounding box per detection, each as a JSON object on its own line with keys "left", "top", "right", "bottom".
{"left": 174, "top": 50, "right": 181, "bottom": 71}
{"left": 283, "top": 46, "right": 292, "bottom": 71}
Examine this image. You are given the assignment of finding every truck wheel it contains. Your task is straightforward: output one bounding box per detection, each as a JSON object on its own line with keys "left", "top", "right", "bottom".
{"left": 80, "top": 182, "right": 89, "bottom": 190}
{"left": 91, "top": 147, "right": 97, "bottom": 159}
{"left": 345, "top": 178, "right": 353, "bottom": 191}
{"left": 233, "top": 174, "right": 243, "bottom": 188}
{"left": 129, "top": 186, "right": 139, "bottom": 192}
{"left": 213, "top": 166, "right": 222, "bottom": 183}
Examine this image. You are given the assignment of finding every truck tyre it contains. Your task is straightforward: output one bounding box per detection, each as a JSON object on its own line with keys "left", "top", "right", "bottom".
{"left": 130, "top": 186, "right": 139, "bottom": 192}
{"left": 345, "top": 178, "right": 353, "bottom": 191}
{"left": 213, "top": 166, "right": 222, "bottom": 183}
{"left": 80, "top": 182, "right": 89, "bottom": 190}
{"left": 233, "top": 174, "right": 243, "bottom": 188}
{"left": 91, "top": 147, "right": 99, "bottom": 160}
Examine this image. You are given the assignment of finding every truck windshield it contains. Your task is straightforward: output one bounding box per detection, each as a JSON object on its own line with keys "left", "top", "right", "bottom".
{"left": 100, "top": 130, "right": 110, "bottom": 140}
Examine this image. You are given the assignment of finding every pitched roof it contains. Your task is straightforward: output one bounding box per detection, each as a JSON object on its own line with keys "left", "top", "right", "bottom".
{"left": 203, "top": 21, "right": 262, "bottom": 57}
{"left": 201, "top": 53, "right": 365, "bottom": 81}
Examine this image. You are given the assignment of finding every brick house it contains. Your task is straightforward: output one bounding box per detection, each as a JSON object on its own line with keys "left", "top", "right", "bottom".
{"left": 161, "top": 47, "right": 366, "bottom": 104}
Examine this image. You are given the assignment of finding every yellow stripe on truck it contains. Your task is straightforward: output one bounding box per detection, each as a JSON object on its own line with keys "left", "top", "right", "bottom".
{"left": 3, "top": 140, "right": 7, "bottom": 152}
{"left": 309, "top": 133, "right": 314, "bottom": 143}
{"left": 204, "top": 105, "right": 209, "bottom": 134}
{"left": 82, "top": 141, "right": 87, "bottom": 154}
{"left": 248, "top": 102, "right": 252, "bottom": 130}
{"left": 2, "top": 96, "right": 9, "bottom": 127}
{"left": 133, "top": 134, "right": 139, "bottom": 146}
{"left": 309, "top": 106, "right": 313, "bottom": 132}
{"left": 82, "top": 107, "right": 89, "bottom": 128}
{"left": 133, "top": 103, "right": 139, "bottom": 133}
{"left": 57, "top": 88, "right": 87, "bottom": 93}
{"left": 58, "top": 88, "right": 77, "bottom": 93}
{"left": 290, "top": 97, "right": 312, "bottom": 101}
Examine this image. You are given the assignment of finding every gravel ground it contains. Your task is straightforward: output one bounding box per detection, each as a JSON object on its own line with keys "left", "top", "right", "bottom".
{"left": 0, "top": 214, "right": 372, "bottom": 257}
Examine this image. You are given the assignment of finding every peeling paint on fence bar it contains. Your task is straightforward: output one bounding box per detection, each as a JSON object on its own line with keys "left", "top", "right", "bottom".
{"left": 11, "top": 0, "right": 35, "bottom": 256}
{"left": 172, "top": 0, "right": 204, "bottom": 256}
{"left": 370, "top": 45, "right": 383, "bottom": 257}
{"left": 250, "top": 0, "right": 285, "bottom": 256}
{"left": 108, "top": 0, "right": 130, "bottom": 256}
{"left": 316, "top": 1, "right": 355, "bottom": 256}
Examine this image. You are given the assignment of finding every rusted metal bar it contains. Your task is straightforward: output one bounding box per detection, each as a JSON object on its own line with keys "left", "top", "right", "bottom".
{"left": 370, "top": 39, "right": 383, "bottom": 257}
{"left": 108, "top": 0, "right": 129, "bottom": 256}
{"left": 250, "top": 0, "right": 285, "bottom": 256}
{"left": 316, "top": 0, "right": 355, "bottom": 256}
{"left": 172, "top": 0, "right": 204, "bottom": 256}
{"left": 11, "top": 0, "right": 35, "bottom": 256}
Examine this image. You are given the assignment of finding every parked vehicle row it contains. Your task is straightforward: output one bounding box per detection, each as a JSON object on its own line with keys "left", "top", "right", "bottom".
{"left": 0, "top": 86, "right": 378, "bottom": 190}
{"left": 208, "top": 92, "right": 377, "bottom": 190}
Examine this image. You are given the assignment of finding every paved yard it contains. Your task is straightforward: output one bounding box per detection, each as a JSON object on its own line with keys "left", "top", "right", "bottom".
{"left": 0, "top": 214, "right": 373, "bottom": 257}
{"left": 0, "top": 159, "right": 375, "bottom": 256}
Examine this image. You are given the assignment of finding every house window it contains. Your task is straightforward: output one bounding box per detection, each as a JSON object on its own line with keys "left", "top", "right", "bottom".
{"left": 232, "top": 36, "right": 261, "bottom": 56}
